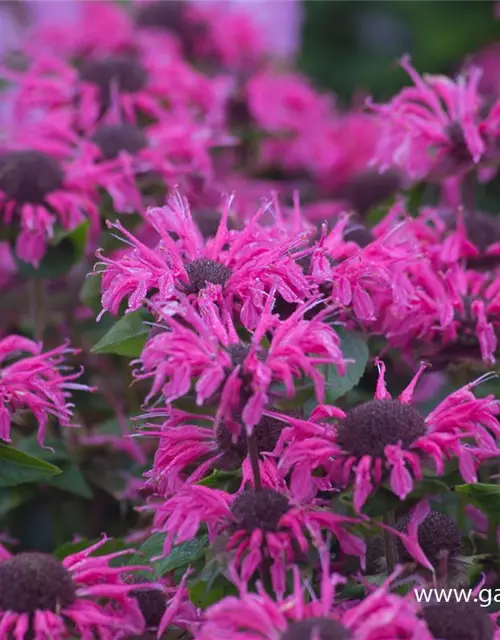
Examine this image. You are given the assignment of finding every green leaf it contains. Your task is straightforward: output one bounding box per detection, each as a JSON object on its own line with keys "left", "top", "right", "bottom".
{"left": 54, "top": 537, "right": 126, "bottom": 561}
{"left": 197, "top": 469, "right": 241, "bottom": 492}
{"left": 91, "top": 311, "right": 150, "bottom": 356}
{"left": 0, "top": 486, "right": 36, "bottom": 518}
{"left": 188, "top": 571, "right": 237, "bottom": 609}
{"left": 44, "top": 463, "right": 94, "bottom": 499}
{"left": 14, "top": 222, "right": 89, "bottom": 279}
{"left": 16, "top": 435, "right": 70, "bottom": 464}
{"left": 80, "top": 275, "right": 102, "bottom": 315}
{"left": 324, "top": 327, "right": 369, "bottom": 403}
{"left": 361, "top": 487, "right": 401, "bottom": 518}
{"left": 0, "top": 445, "right": 61, "bottom": 488}
{"left": 455, "top": 484, "right": 500, "bottom": 521}
{"left": 131, "top": 533, "right": 209, "bottom": 577}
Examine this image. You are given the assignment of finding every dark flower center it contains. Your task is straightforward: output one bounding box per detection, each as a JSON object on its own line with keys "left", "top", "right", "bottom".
{"left": 216, "top": 413, "right": 291, "bottom": 470}
{"left": 135, "top": 1, "right": 185, "bottom": 32}
{"left": 422, "top": 600, "right": 493, "bottom": 640}
{"left": 337, "top": 399, "right": 427, "bottom": 459}
{"left": 184, "top": 258, "right": 232, "bottom": 294}
{"left": 132, "top": 582, "right": 166, "bottom": 629}
{"left": 343, "top": 220, "right": 374, "bottom": 247}
{"left": 0, "top": 150, "right": 63, "bottom": 204}
{"left": 80, "top": 56, "right": 147, "bottom": 106}
{"left": 395, "top": 511, "right": 462, "bottom": 568}
{"left": 0, "top": 552, "right": 76, "bottom": 613}
{"left": 231, "top": 489, "right": 290, "bottom": 532}
{"left": 281, "top": 618, "right": 351, "bottom": 640}
{"left": 342, "top": 169, "right": 400, "bottom": 216}
{"left": 92, "top": 123, "right": 148, "bottom": 160}
{"left": 446, "top": 122, "right": 473, "bottom": 164}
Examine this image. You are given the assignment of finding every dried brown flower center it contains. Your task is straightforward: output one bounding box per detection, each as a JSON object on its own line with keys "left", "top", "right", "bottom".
{"left": 395, "top": 511, "right": 462, "bottom": 568}
{"left": 80, "top": 56, "right": 147, "bottom": 105}
{"left": 0, "top": 552, "right": 76, "bottom": 613}
{"left": 0, "top": 150, "right": 63, "bottom": 204}
{"left": 92, "top": 123, "right": 148, "bottom": 160}
{"left": 216, "top": 414, "right": 289, "bottom": 470}
{"left": 231, "top": 489, "right": 290, "bottom": 532}
{"left": 422, "top": 600, "right": 493, "bottom": 640}
{"left": 337, "top": 399, "right": 426, "bottom": 459}
{"left": 184, "top": 258, "right": 232, "bottom": 294}
{"left": 132, "top": 582, "right": 166, "bottom": 629}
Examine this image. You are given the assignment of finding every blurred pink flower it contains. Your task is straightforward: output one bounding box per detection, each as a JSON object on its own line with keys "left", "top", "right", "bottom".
{"left": 370, "top": 55, "right": 495, "bottom": 181}
{"left": 0, "top": 335, "right": 93, "bottom": 446}
{"left": 222, "top": 0, "right": 303, "bottom": 62}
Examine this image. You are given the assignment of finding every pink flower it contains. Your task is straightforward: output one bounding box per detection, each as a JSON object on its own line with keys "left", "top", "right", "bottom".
{"left": 0, "top": 536, "right": 156, "bottom": 639}
{"left": 140, "top": 407, "right": 298, "bottom": 496}
{"left": 307, "top": 214, "right": 417, "bottom": 325}
{"left": 189, "top": 0, "right": 303, "bottom": 64}
{"left": 274, "top": 360, "right": 500, "bottom": 512}
{"left": 153, "top": 481, "right": 365, "bottom": 597}
{"left": 247, "top": 70, "right": 333, "bottom": 135}
{"left": 196, "top": 555, "right": 429, "bottom": 640}
{"left": 370, "top": 55, "right": 493, "bottom": 181}
{"left": 5, "top": 25, "right": 227, "bottom": 127}
{"left": 73, "top": 105, "right": 233, "bottom": 215}
{"left": 131, "top": 571, "right": 199, "bottom": 638}
{"left": 0, "top": 110, "right": 100, "bottom": 266}
{"left": 96, "top": 189, "right": 312, "bottom": 330}
{"left": 18, "top": 2, "right": 134, "bottom": 58}
{"left": 186, "top": 2, "right": 266, "bottom": 71}
{"left": 0, "top": 335, "right": 93, "bottom": 446}
{"left": 135, "top": 290, "right": 346, "bottom": 430}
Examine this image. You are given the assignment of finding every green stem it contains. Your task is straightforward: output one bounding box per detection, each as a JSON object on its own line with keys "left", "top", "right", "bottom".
{"left": 246, "top": 431, "right": 262, "bottom": 491}
{"left": 29, "top": 279, "right": 46, "bottom": 342}
{"left": 462, "top": 171, "right": 476, "bottom": 217}
{"left": 383, "top": 511, "right": 397, "bottom": 575}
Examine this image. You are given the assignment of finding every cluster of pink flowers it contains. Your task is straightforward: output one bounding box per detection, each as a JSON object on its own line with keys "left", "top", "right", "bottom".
{"left": 0, "top": 1, "right": 500, "bottom": 639}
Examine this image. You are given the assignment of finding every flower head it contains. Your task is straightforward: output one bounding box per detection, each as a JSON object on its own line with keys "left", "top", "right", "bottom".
{"left": 153, "top": 481, "right": 365, "bottom": 597}
{"left": 135, "top": 290, "right": 346, "bottom": 430}
{"left": 96, "top": 189, "right": 313, "bottom": 329}
{"left": 0, "top": 112, "right": 99, "bottom": 266}
{"left": 196, "top": 558, "right": 429, "bottom": 640}
{"left": 141, "top": 407, "right": 296, "bottom": 496}
{"left": 370, "top": 55, "right": 494, "bottom": 181}
{"left": 0, "top": 335, "right": 93, "bottom": 446}
{"left": 0, "top": 537, "right": 153, "bottom": 639}
{"left": 420, "top": 599, "right": 495, "bottom": 640}
{"left": 275, "top": 360, "right": 500, "bottom": 512}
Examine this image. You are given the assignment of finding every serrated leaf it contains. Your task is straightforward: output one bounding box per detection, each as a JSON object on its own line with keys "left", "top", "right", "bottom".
{"left": 91, "top": 311, "right": 149, "bottom": 356}
{"left": 455, "top": 484, "right": 500, "bottom": 521}
{"left": 324, "top": 327, "right": 369, "bottom": 403}
{"left": 132, "top": 533, "right": 209, "bottom": 577}
{"left": 0, "top": 445, "right": 61, "bottom": 487}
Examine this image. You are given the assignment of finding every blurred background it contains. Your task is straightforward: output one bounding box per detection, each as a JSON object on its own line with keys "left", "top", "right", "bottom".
{"left": 300, "top": 1, "right": 499, "bottom": 102}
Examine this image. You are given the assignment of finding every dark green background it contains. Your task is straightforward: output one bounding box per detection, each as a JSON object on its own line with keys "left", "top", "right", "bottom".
{"left": 300, "top": 1, "right": 499, "bottom": 102}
